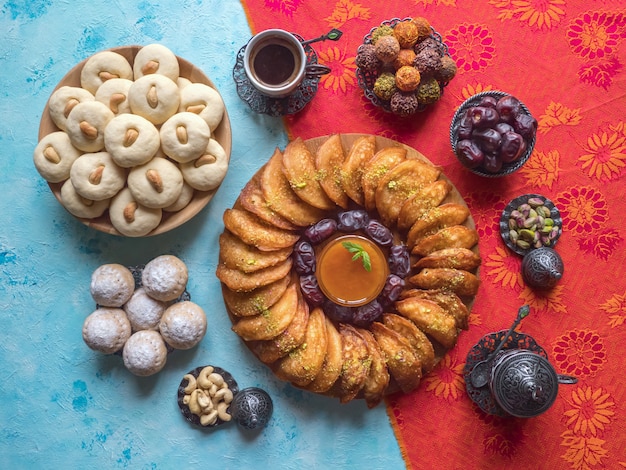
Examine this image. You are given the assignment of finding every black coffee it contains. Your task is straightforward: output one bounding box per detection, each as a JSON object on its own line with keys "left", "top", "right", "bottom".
{"left": 253, "top": 43, "right": 296, "bottom": 86}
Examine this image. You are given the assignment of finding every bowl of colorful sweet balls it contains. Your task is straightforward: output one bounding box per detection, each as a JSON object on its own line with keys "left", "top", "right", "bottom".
{"left": 355, "top": 16, "right": 457, "bottom": 116}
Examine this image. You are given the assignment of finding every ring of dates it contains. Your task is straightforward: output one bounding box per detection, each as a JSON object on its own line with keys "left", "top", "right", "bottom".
{"left": 293, "top": 209, "right": 410, "bottom": 327}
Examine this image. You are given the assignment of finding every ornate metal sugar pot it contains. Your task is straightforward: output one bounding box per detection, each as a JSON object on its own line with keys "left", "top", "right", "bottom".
{"left": 489, "top": 349, "right": 577, "bottom": 418}
{"left": 465, "top": 305, "right": 577, "bottom": 417}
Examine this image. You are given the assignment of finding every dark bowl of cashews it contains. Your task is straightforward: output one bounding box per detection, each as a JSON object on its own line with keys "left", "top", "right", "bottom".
{"left": 177, "top": 365, "right": 239, "bottom": 428}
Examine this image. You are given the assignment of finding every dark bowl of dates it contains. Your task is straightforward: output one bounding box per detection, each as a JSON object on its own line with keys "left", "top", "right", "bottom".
{"left": 450, "top": 91, "right": 537, "bottom": 177}
{"left": 499, "top": 194, "right": 562, "bottom": 256}
{"left": 355, "top": 17, "right": 454, "bottom": 116}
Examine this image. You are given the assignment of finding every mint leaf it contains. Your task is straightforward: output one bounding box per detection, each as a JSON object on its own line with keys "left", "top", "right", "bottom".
{"left": 342, "top": 241, "right": 372, "bottom": 272}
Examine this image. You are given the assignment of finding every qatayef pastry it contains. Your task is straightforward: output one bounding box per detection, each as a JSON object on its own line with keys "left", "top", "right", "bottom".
{"left": 217, "top": 134, "right": 481, "bottom": 406}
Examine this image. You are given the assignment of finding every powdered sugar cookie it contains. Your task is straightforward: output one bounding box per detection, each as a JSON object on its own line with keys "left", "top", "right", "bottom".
{"left": 123, "top": 287, "right": 168, "bottom": 331}
{"left": 48, "top": 86, "right": 95, "bottom": 132}
{"left": 60, "top": 179, "right": 110, "bottom": 219}
{"left": 82, "top": 307, "right": 132, "bottom": 354}
{"left": 127, "top": 157, "right": 183, "bottom": 209}
{"left": 158, "top": 301, "right": 207, "bottom": 350}
{"left": 179, "top": 82, "right": 225, "bottom": 132}
{"left": 104, "top": 113, "right": 160, "bottom": 168}
{"left": 109, "top": 187, "right": 162, "bottom": 237}
{"left": 90, "top": 263, "right": 136, "bottom": 307}
{"left": 69, "top": 151, "right": 126, "bottom": 201}
{"left": 122, "top": 330, "right": 168, "bottom": 376}
{"left": 133, "top": 44, "right": 180, "bottom": 82}
{"left": 141, "top": 255, "right": 188, "bottom": 302}
{"left": 94, "top": 77, "right": 133, "bottom": 115}
{"left": 80, "top": 50, "right": 133, "bottom": 94}
{"left": 179, "top": 138, "right": 228, "bottom": 191}
{"left": 33, "top": 131, "right": 81, "bottom": 183}
{"left": 65, "top": 101, "right": 114, "bottom": 152}
{"left": 159, "top": 111, "right": 211, "bottom": 163}
{"left": 128, "top": 73, "right": 180, "bottom": 125}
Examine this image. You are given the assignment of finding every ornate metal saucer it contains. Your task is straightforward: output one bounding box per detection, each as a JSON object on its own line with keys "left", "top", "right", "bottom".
{"left": 463, "top": 331, "right": 547, "bottom": 416}
{"left": 233, "top": 33, "right": 321, "bottom": 117}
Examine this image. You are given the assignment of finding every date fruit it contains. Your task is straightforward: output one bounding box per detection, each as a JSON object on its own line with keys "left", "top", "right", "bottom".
{"left": 456, "top": 139, "right": 485, "bottom": 169}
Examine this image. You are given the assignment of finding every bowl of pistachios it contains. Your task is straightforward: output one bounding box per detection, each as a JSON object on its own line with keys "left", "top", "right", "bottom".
{"left": 500, "top": 194, "right": 562, "bottom": 256}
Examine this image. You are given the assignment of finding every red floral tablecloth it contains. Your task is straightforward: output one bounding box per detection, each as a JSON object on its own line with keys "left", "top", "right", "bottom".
{"left": 239, "top": 1, "right": 626, "bottom": 468}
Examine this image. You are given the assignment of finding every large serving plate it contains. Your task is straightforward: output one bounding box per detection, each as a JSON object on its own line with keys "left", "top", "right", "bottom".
{"left": 38, "top": 46, "right": 232, "bottom": 236}
{"left": 220, "top": 133, "right": 479, "bottom": 400}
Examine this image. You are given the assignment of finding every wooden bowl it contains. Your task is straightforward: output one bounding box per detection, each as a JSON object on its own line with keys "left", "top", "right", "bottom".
{"left": 38, "top": 45, "right": 232, "bottom": 236}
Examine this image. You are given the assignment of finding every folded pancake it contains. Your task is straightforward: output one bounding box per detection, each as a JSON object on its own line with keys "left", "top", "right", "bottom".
{"left": 370, "top": 322, "right": 422, "bottom": 393}
{"left": 238, "top": 171, "right": 298, "bottom": 231}
{"left": 382, "top": 313, "right": 435, "bottom": 374}
{"left": 361, "top": 146, "right": 407, "bottom": 212}
{"left": 397, "top": 179, "right": 451, "bottom": 232}
{"left": 219, "top": 230, "right": 293, "bottom": 273}
{"left": 222, "top": 275, "right": 291, "bottom": 317}
{"left": 231, "top": 280, "right": 299, "bottom": 341}
{"left": 216, "top": 256, "right": 293, "bottom": 293}
{"left": 358, "top": 328, "right": 390, "bottom": 409}
{"left": 282, "top": 137, "right": 336, "bottom": 210}
{"left": 223, "top": 208, "right": 300, "bottom": 252}
{"left": 394, "top": 296, "right": 459, "bottom": 348}
{"left": 274, "top": 306, "right": 328, "bottom": 387}
{"left": 413, "top": 247, "right": 481, "bottom": 271}
{"left": 261, "top": 147, "right": 326, "bottom": 226}
{"left": 408, "top": 268, "right": 481, "bottom": 297}
{"left": 315, "top": 134, "right": 349, "bottom": 208}
{"left": 307, "top": 316, "right": 344, "bottom": 393}
{"left": 411, "top": 225, "right": 479, "bottom": 256}
{"left": 399, "top": 288, "right": 471, "bottom": 330}
{"left": 249, "top": 292, "right": 310, "bottom": 364}
{"left": 341, "top": 135, "right": 376, "bottom": 206}
{"left": 407, "top": 203, "right": 471, "bottom": 248}
{"left": 375, "top": 159, "right": 441, "bottom": 227}
{"left": 332, "top": 323, "right": 372, "bottom": 403}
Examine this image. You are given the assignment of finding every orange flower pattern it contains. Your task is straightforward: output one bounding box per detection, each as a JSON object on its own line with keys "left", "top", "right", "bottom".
{"left": 423, "top": 353, "right": 465, "bottom": 401}
{"left": 318, "top": 46, "right": 356, "bottom": 93}
{"left": 553, "top": 330, "right": 606, "bottom": 378}
{"left": 518, "top": 284, "right": 567, "bottom": 314}
{"left": 323, "top": 0, "right": 371, "bottom": 29}
{"left": 520, "top": 149, "right": 561, "bottom": 189}
{"left": 445, "top": 24, "right": 496, "bottom": 73}
{"left": 264, "top": 0, "right": 303, "bottom": 17}
{"left": 600, "top": 291, "right": 626, "bottom": 328}
{"left": 538, "top": 102, "right": 583, "bottom": 134}
{"left": 484, "top": 246, "right": 523, "bottom": 290}
{"left": 489, "top": 0, "right": 566, "bottom": 30}
{"left": 578, "top": 125, "right": 626, "bottom": 181}
{"left": 561, "top": 386, "right": 615, "bottom": 468}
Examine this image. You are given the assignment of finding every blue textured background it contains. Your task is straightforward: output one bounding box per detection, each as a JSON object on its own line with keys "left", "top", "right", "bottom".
{"left": 0, "top": 1, "right": 405, "bottom": 468}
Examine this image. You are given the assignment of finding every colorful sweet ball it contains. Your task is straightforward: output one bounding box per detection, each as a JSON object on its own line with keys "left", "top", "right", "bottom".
{"left": 374, "top": 35, "right": 400, "bottom": 63}
{"left": 394, "top": 49, "right": 417, "bottom": 70}
{"left": 416, "top": 77, "right": 442, "bottom": 105}
{"left": 390, "top": 91, "right": 420, "bottom": 116}
{"left": 411, "top": 16, "right": 432, "bottom": 42}
{"left": 393, "top": 21, "right": 420, "bottom": 49}
{"left": 373, "top": 72, "right": 397, "bottom": 100}
{"left": 414, "top": 48, "right": 443, "bottom": 78}
{"left": 395, "top": 66, "right": 421, "bottom": 92}
{"left": 371, "top": 25, "right": 395, "bottom": 44}
{"left": 355, "top": 43, "right": 382, "bottom": 72}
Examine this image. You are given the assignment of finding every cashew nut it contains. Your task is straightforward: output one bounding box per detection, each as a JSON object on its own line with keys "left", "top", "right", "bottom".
{"left": 187, "top": 389, "right": 204, "bottom": 416}
{"left": 208, "top": 373, "right": 224, "bottom": 387}
{"left": 182, "top": 374, "right": 197, "bottom": 394}
{"left": 200, "top": 409, "right": 218, "bottom": 426}
{"left": 216, "top": 402, "right": 231, "bottom": 422}
{"left": 196, "top": 366, "right": 215, "bottom": 389}
{"left": 213, "top": 388, "right": 233, "bottom": 404}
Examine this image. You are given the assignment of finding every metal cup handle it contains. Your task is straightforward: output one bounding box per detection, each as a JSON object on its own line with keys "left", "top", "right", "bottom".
{"left": 305, "top": 64, "right": 331, "bottom": 78}
{"left": 557, "top": 374, "right": 578, "bottom": 384}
